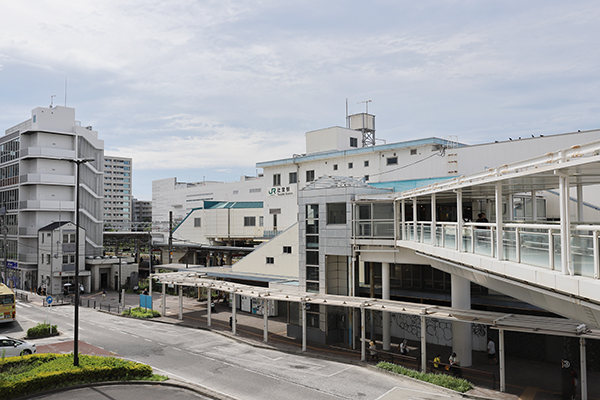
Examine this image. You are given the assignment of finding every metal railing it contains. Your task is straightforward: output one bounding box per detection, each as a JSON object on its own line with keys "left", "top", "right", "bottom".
{"left": 396, "top": 220, "right": 600, "bottom": 279}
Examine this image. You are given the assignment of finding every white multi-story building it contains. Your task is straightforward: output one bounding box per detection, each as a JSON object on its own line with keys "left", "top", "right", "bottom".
{"left": 1, "top": 105, "right": 104, "bottom": 290}
{"left": 155, "top": 113, "right": 600, "bottom": 255}
{"left": 103, "top": 156, "right": 132, "bottom": 227}
{"left": 152, "top": 175, "right": 264, "bottom": 230}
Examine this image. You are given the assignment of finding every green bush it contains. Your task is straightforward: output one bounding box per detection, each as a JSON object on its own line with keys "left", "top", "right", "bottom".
{"left": 0, "top": 353, "right": 157, "bottom": 399}
{"left": 26, "top": 322, "right": 57, "bottom": 338}
{"left": 376, "top": 361, "right": 473, "bottom": 393}
{"left": 122, "top": 307, "right": 160, "bottom": 318}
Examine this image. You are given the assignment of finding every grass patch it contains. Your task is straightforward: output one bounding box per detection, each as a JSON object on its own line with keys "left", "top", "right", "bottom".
{"left": 26, "top": 322, "right": 57, "bottom": 338}
{"left": 122, "top": 307, "right": 161, "bottom": 318}
{"left": 376, "top": 361, "right": 473, "bottom": 393}
{"left": 0, "top": 353, "right": 166, "bottom": 399}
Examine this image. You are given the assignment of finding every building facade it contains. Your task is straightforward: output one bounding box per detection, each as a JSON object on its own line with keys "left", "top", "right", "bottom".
{"left": 1, "top": 105, "right": 104, "bottom": 290}
{"left": 103, "top": 156, "right": 132, "bottom": 227}
{"left": 132, "top": 197, "right": 152, "bottom": 223}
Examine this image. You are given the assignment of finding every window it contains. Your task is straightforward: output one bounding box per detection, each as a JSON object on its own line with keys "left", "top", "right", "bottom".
{"left": 350, "top": 137, "right": 358, "bottom": 147}
{"left": 283, "top": 246, "right": 292, "bottom": 254}
{"left": 249, "top": 188, "right": 261, "bottom": 193}
{"left": 266, "top": 257, "right": 274, "bottom": 264}
{"left": 410, "top": 149, "right": 417, "bottom": 155}
{"left": 194, "top": 218, "right": 201, "bottom": 228}
{"left": 327, "top": 203, "right": 346, "bottom": 224}
{"left": 364, "top": 160, "right": 369, "bottom": 167}
{"left": 307, "top": 266, "right": 319, "bottom": 280}
{"left": 333, "top": 164, "right": 338, "bottom": 171}
{"left": 46, "top": 254, "right": 50, "bottom": 264}
{"left": 259, "top": 216, "right": 264, "bottom": 226}
{"left": 387, "top": 157, "right": 398, "bottom": 165}
{"left": 273, "top": 173, "right": 281, "bottom": 186}
{"left": 244, "top": 216, "right": 256, "bottom": 226}
{"left": 348, "top": 162, "right": 353, "bottom": 169}
{"left": 289, "top": 172, "right": 297, "bottom": 184}
{"left": 233, "top": 190, "right": 239, "bottom": 195}
{"left": 306, "top": 170, "right": 315, "bottom": 182}
{"left": 364, "top": 175, "right": 369, "bottom": 181}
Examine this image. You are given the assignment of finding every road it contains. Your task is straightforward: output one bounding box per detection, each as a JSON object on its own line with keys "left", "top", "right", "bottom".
{"left": 3, "top": 299, "right": 463, "bottom": 400}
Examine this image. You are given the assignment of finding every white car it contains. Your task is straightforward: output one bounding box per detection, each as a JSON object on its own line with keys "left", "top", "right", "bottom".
{"left": 0, "top": 336, "right": 37, "bottom": 357}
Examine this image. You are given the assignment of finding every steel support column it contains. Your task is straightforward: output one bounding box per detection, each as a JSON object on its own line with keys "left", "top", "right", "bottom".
{"left": 499, "top": 329, "right": 505, "bottom": 392}
{"left": 382, "top": 262, "right": 390, "bottom": 351}
{"left": 420, "top": 314, "right": 427, "bottom": 373}
{"left": 581, "top": 337, "right": 588, "bottom": 400}
{"left": 263, "top": 298, "right": 269, "bottom": 343}
{"left": 302, "top": 301, "right": 307, "bottom": 352}
{"left": 178, "top": 285, "right": 183, "bottom": 320}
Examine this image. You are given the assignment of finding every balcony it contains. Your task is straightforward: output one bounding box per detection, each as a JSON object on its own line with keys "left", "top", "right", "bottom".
{"left": 19, "top": 147, "right": 76, "bottom": 159}
{"left": 19, "top": 174, "right": 75, "bottom": 185}
{"left": 19, "top": 200, "right": 75, "bottom": 211}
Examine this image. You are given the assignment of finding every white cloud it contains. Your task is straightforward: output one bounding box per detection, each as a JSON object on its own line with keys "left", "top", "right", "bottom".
{"left": 2, "top": 1, "right": 600, "bottom": 199}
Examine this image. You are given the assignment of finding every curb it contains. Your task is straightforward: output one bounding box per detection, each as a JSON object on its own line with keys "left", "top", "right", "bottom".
{"left": 14, "top": 378, "right": 237, "bottom": 400}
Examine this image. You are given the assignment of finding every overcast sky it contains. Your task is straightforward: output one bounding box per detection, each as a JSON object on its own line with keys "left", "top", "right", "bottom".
{"left": 2, "top": 1, "right": 599, "bottom": 200}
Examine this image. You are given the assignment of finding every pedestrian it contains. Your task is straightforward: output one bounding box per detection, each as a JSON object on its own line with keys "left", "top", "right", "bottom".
{"left": 487, "top": 338, "right": 497, "bottom": 365}
{"left": 571, "top": 369, "right": 578, "bottom": 400}
{"left": 433, "top": 354, "right": 442, "bottom": 371}
{"left": 399, "top": 339, "right": 408, "bottom": 355}
{"left": 102, "top": 288, "right": 106, "bottom": 301}
{"left": 476, "top": 213, "right": 489, "bottom": 230}
{"left": 369, "top": 340, "right": 378, "bottom": 362}
{"left": 449, "top": 352, "right": 461, "bottom": 377}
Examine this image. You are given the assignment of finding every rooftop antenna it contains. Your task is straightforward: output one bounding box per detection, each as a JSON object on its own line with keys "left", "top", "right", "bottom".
{"left": 358, "top": 99, "right": 372, "bottom": 114}
{"left": 50, "top": 95, "right": 56, "bottom": 108}
{"left": 64, "top": 76, "right": 68, "bottom": 106}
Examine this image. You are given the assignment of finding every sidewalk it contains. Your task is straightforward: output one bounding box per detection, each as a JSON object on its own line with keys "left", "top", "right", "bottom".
{"left": 22, "top": 289, "right": 599, "bottom": 400}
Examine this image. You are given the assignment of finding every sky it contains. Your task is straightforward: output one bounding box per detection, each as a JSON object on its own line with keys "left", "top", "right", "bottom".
{"left": 1, "top": 1, "right": 600, "bottom": 200}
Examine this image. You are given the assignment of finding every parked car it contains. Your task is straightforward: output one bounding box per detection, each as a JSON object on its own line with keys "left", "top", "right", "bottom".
{"left": 63, "top": 283, "right": 84, "bottom": 295}
{"left": 0, "top": 336, "right": 36, "bottom": 357}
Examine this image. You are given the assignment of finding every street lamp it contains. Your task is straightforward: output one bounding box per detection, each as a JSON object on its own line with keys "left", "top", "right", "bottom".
{"left": 70, "top": 157, "right": 94, "bottom": 367}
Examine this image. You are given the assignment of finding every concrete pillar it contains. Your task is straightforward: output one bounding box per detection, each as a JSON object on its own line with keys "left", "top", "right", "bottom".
{"left": 207, "top": 287, "right": 211, "bottom": 327}
{"left": 178, "top": 285, "right": 183, "bottom": 320}
{"left": 361, "top": 306, "right": 366, "bottom": 362}
{"left": 499, "top": 329, "right": 505, "bottom": 392}
{"left": 162, "top": 281, "right": 166, "bottom": 317}
{"left": 577, "top": 184, "right": 584, "bottom": 222}
{"left": 232, "top": 292, "right": 237, "bottom": 335}
{"left": 581, "top": 337, "right": 588, "bottom": 400}
{"left": 413, "top": 198, "right": 418, "bottom": 241}
{"left": 401, "top": 199, "right": 406, "bottom": 240}
{"left": 508, "top": 194, "right": 514, "bottom": 221}
{"left": 302, "top": 301, "right": 307, "bottom": 352}
{"left": 495, "top": 182, "right": 503, "bottom": 260}
{"left": 559, "top": 174, "right": 572, "bottom": 275}
{"left": 382, "top": 262, "right": 390, "bottom": 351}
{"left": 420, "top": 315, "right": 427, "bottom": 373}
{"left": 263, "top": 298, "right": 268, "bottom": 343}
{"left": 451, "top": 274, "right": 472, "bottom": 367}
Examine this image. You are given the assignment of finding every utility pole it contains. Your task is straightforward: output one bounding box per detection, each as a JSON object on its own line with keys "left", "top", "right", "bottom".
{"left": 168, "top": 211, "right": 173, "bottom": 264}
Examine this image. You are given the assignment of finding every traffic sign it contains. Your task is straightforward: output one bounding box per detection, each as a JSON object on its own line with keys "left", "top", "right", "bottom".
{"left": 46, "top": 296, "right": 53, "bottom": 305}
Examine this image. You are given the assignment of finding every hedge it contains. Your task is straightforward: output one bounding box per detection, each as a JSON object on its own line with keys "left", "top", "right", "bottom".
{"left": 376, "top": 361, "right": 473, "bottom": 393}
{"left": 0, "top": 353, "right": 153, "bottom": 399}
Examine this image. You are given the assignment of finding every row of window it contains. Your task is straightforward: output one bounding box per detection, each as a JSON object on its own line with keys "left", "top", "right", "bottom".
{"left": 0, "top": 139, "right": 20, "bottom": 164}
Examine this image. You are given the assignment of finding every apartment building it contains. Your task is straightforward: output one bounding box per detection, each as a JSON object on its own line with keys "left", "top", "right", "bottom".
{"left": 132, "top": 197, "right": 152, "bottom": 223}
{"left": 103, "top": 156, "right": 132, "bottom": 227}
{"left": 1, "top": 105, "right": 104, "bottom": 290}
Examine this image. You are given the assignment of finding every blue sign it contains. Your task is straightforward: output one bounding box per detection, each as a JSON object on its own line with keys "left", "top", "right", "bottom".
{"left": 139, "top": 294, "right": 152, "bottom": 309}
{"left": 7, "top": 261, "right": 17, "bottom": 269}
{"left": 46, "top": 296, "right": 53, "bottom": 305}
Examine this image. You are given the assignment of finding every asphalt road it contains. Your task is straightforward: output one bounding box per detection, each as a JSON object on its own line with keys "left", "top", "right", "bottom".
{"left": 4, "top": 299, "right": 463, "bottom": 400}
